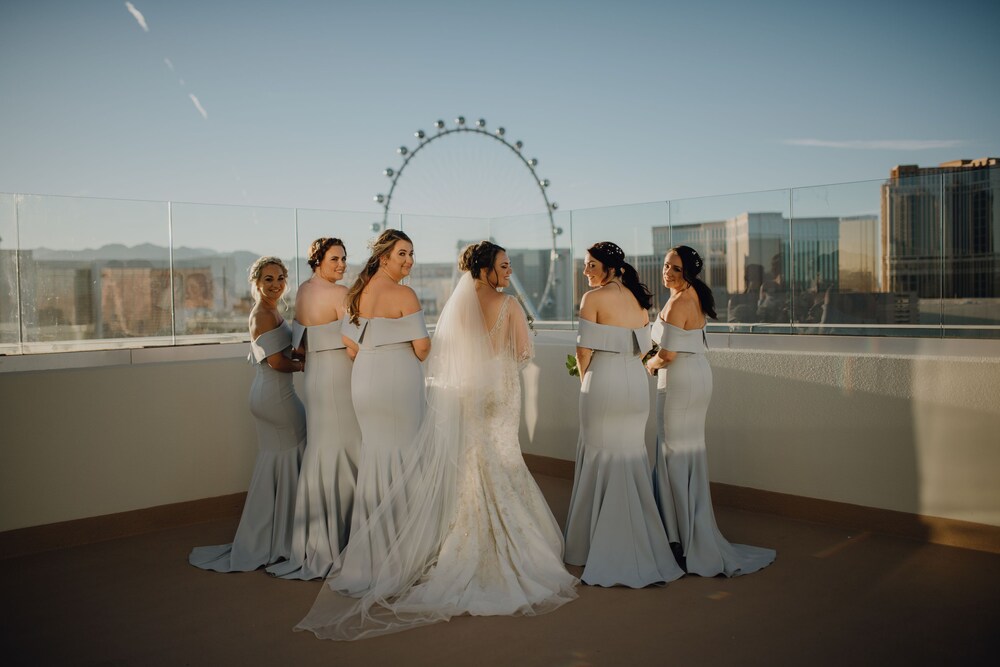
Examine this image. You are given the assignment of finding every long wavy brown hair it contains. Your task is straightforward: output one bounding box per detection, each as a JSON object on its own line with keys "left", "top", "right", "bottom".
{"left": 345, "top": 229, "right": 412, "bottom": 325}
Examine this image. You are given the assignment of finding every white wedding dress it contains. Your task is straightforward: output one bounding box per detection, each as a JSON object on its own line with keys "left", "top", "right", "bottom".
{"left": 296, "top": 273, "right": 577, "bottom": 640}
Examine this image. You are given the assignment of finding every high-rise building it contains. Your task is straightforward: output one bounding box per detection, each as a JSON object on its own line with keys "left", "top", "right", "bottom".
{"left": 837, "top": 215, "right": 880, "bottom": 293}
{"left": 881, "top": 158, "right": 999, "bottom": 298}
{"left": 652, "top": 213, "right": 845, "bottom": 293}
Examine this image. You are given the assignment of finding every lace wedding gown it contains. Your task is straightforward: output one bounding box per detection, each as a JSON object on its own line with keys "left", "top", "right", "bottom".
{"left": 296, "top": 273, "right": 577, "bottom": 640}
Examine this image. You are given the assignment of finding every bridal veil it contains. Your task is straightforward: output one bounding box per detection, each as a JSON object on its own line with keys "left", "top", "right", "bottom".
{"left": 296, "top": 272, "right": 547, "bottom": 639}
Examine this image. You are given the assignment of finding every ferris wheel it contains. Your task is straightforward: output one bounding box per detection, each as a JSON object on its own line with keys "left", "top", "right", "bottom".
{"left": 373, "top": 117, "right": 561, "bottom": 320}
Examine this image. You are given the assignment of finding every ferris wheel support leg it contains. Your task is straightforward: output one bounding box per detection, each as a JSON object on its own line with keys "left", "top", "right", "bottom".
{"left": 508, "top": 273, "right": 541, "bottom": 322}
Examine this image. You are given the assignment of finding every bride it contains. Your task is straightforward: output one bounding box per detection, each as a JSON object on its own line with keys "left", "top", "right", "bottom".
{"left": 296, "top": 240, "right": 578, "bottom": 640}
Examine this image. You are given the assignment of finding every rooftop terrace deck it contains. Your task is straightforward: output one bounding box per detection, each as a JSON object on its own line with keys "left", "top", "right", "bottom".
{"left": 3, "top": 473, "right": 997, "bottom": 667}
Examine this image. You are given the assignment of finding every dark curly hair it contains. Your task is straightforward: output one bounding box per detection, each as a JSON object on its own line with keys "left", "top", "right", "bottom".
{"left": 459, "top": 240, "right": 507, "bottom": 288}
{"left": 307, "top": 237, "right": 345, "bottom": 270}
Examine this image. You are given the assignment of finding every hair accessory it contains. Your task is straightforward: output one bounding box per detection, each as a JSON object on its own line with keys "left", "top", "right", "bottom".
{"left": 691, "top": 250, "right": 703, "bottom": 270}
{"left": 590, "top": 241, "right": 626, "bottom": 268}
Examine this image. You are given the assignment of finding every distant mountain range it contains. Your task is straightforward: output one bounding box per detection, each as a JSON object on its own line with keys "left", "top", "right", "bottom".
{"left": 30, "top": 243, "right": 233, "bottom": 261}
{"left": 26, "top": 243, "right": 287, "bottom": 273}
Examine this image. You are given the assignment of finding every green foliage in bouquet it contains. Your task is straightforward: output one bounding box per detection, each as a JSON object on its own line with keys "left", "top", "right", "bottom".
{"left": 565, "top": 354, "right": 579, "bottom": 377}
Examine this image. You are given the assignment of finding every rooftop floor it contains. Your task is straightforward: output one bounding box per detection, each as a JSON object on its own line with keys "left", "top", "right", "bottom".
{"left": 3, "top": 474, "right": 998, "bottom": 666}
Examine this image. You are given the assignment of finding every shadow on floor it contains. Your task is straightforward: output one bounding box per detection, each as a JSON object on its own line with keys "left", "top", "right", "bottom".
{"left": 2, "top": 475, "right": 998, "bottom": 667}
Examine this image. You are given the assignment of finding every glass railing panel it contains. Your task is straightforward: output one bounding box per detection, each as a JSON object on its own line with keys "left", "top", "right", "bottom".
{"left": 939, "top": 166, "right": 1000, "bottom": 339}
{"left": 788, "top": 179, "right": 932, "bottom": 336}
{"left": 294, "top": 209, "right": 384, "bottom": 297}
{"left": 669, "top": 190, "right": 792, "bottom": 333}
{"left": 5, "top": 170, "right": 999, "bottom": 354}
{"left": 566, "top": 202, "right": 670, "bottom": 321}
{"left": 0, "top": 194, "right": 19, "bottom": 353}
{"left": 15, "top": 194, "right": 171, "bottom": 351}
{"left": 875, "top": 169, "right": 947, "bottom": 336}
{"left": 397, "top": 213, "right": 491, "bottom": 325}
{"left": 169, "top": 202, "right": 296, "bottom": 341}
{"left": 488, "top": 210, "right": 573, "bottom": 326}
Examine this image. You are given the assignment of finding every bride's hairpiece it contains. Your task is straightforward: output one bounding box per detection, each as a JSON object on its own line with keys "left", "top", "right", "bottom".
{"left": 459, "top": 240, "right": 505, "bottom": 275}
{"left": 308, "top": 237, "right": 345, "bottom": 270}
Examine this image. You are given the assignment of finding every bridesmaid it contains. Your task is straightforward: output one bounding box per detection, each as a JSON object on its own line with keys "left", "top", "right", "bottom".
{"left": 190, "top": 256, "right": 306, "bottom": 572}
{"left": 645, "top": 245, "right": 775, "bottom": 576}
{"left": 336, "top": 228, "right": 430, "bottom": 591}
{"left": 564, "top": 242, "right": 684, "bottom": 587}
{"left": 268, "top": 238, "right": 363, "bottom": 580}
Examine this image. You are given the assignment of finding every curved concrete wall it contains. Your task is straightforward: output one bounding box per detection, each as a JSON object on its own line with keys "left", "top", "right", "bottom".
{"left": 2, "top": 332, "right": 999, "bottom": 533}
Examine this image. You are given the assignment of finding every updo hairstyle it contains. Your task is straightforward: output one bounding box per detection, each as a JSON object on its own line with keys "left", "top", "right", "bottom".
{"left": 459, "top": 240, "right": 507, "bottom": 288}
{"left": 587, "top": 241, "right": 653, "bottom": 310}
{"left": 307, "top": 237, "right": 345, "bottom": 270}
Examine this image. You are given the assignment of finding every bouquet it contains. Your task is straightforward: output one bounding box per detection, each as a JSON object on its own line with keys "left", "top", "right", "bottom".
{"left": 642, "top": 342, "right": 660, "bottom": 366}
{"left": 568, "top": 342, "right": 659, "bottom": 377}
{"left": 565, "top": 354, "right": 579, "bottom": 377}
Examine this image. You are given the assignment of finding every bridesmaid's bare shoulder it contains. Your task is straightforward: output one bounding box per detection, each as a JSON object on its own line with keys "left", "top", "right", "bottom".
{"left": 249, "top": 305, "right": 281, "bottom": 340}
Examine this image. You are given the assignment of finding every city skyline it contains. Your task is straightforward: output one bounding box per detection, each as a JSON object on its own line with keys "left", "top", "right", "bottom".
{"left": 10, "top": 152, "right": 996, "bottom": 350}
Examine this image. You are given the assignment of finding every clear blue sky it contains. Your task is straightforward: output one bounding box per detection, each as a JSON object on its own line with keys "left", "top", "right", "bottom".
{"left": 2, "top": 0, "right": 998, "bottom": 221}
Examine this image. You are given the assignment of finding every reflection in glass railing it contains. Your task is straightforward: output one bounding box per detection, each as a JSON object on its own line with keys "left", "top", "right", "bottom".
{"left": 788, "top": 179, "right": 911, "bottom": 335}
{"left": 669, "top": 189, "right": 792, "bottom": 331}
{"left": 169, "top": 202, "right": 300, "bottom": 341}
{"left": 13, "top": 194, "right": 171, "bottom": 350}
{"left": 2, "top": 167, "right": 997, "bottom": 354}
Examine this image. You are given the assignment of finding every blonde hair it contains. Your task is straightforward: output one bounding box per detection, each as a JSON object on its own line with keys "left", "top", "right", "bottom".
{"left": 248, "top": 256, "right": 288, "bottom": 302}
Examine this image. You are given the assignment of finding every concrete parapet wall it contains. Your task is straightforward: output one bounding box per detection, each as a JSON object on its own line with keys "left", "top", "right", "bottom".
{"left": 2, "top": 332, "right": 999, "bottom": 533}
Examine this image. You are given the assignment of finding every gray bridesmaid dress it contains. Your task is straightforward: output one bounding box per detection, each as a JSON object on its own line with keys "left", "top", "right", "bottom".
{"left": 335, "top": 311, "right": 428, "bottom": 590}
{"left": 189, "top": 320, "right": 306, "bottom": 572}
{"left": 564, "top": 319, "right": 684, "bottom": 587}
{"left": 651, "top": 320, "right": 775, "bottom": 577}
{"left": 267, "top": 319, "right": 362, "bottom": 580}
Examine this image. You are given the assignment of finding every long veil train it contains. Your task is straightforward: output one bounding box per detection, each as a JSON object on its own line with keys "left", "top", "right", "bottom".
{"left": 296, "top": 272, "right": 575, "bottom": 640}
